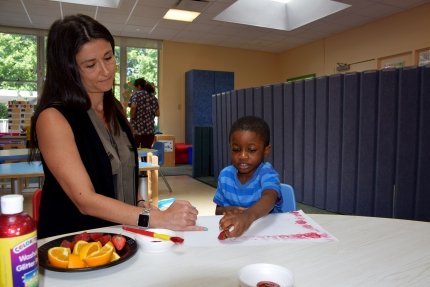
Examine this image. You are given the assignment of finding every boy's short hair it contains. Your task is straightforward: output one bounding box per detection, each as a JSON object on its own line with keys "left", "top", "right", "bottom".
{"left": 229, "top": 116, "right": 270, "bottom": 147}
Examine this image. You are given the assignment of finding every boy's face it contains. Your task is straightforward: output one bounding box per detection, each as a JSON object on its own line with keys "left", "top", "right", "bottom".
{"left": 230, "top": 130, "right": 271, "bottom": 183}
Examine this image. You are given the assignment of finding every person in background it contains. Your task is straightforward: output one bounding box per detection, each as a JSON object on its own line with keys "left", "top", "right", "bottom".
{"left": 213, "top": 116, "right": 282, "bottom": 238}
{"left": 129, "top": 78, "right": 159, "bottom": 148}
{"left": 29, "top": 14, "right": 203, "bottom": 239}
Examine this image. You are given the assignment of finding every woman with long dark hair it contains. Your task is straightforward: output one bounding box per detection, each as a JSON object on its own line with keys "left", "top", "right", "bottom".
{"left": 30, "top": 14, "right": 202, "bottom": 239}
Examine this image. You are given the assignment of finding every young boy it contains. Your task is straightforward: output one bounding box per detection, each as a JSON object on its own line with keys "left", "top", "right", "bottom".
{"left": 214, "top": 116, "right": 282, "bottom": 238}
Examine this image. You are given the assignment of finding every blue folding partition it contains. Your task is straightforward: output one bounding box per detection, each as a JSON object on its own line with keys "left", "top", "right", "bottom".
{"left": 185, "top": 69, "right": 234, "bottom": 144}
{"left": 212, "top": 66, "right": 430, "bottom": 221}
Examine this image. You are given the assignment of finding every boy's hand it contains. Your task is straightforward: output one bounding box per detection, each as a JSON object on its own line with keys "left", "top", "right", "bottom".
{"left": 224, "top": 206, "right": 246, "bottom": 215}
{"left": 219, "top": 211, "right": 254, "bottom": 238}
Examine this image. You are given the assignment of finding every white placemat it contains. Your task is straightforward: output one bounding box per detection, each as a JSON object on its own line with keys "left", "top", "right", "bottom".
{"left": 182, "top": 210, "right": 338, "bottom": 246}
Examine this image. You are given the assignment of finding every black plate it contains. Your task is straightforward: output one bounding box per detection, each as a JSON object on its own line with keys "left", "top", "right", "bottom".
{"left": 38, "top": 233, "right": 138, "bottom": 272}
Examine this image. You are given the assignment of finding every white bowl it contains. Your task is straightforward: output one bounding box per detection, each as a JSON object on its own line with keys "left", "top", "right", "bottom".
{"left": 135, "top": 228, "right": 176, "bottom": 253}
{"left": 238, "top": 263, "right": 294, "bottom": 287}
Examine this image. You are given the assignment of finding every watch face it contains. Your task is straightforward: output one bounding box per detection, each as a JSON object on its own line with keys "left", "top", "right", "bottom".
{"left": 138, "top": 214, "right": 150, "bottom": 227}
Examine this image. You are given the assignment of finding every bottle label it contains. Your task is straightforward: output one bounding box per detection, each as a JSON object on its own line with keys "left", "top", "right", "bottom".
{"left": 0, "top": 231, "right": 38, "bottom": 287}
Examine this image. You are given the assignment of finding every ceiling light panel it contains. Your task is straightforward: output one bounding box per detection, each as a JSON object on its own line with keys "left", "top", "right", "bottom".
{"left": 163, "top": 9, "right": 200, "bottom": 22}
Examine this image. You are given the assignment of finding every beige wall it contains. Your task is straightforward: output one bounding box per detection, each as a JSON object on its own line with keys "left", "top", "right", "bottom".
{"left": 159, "top": 42, "right": 281, "bottom": 143}
{"left": 158, "top": 3, "right": 430, "bottom": 144}
{"left": 279, "top": 3, "right": 430, "bottom": 79}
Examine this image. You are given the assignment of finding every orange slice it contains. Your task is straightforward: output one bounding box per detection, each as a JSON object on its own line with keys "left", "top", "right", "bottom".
{"left": 83, "top": 242, "right": 114, "bottom": 267}
{"left": 68, "top": 253, "right": 86, "bottom": 269}
{"left": 72, "top": 240, "right": 88, "bottom": 256}
{"left": 110, "top": 251, "right": 120, "bottom": 262}
{"left": 78, "top": 241, "right": 102, "bottom": 259}
{"left": 48, "top": 247, "right": 70, "bottom": 269}
{"left": 104, "top": 241, "right": 114, "bottom": 249}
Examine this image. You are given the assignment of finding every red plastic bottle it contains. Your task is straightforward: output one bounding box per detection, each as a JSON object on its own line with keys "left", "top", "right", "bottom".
{"left": 0, "top": 194, "right": 39, "bottom": 287}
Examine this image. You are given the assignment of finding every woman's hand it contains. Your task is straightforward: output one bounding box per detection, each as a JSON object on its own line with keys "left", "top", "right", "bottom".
{"left": 151, "top": 200, "right": 205, "bottom": 231}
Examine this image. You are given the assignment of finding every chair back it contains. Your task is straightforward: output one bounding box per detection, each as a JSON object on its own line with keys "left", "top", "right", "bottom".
{"left": 280, "top": 183, "right": 296, "bottom": 212}
{"left": 32, "top": 188, "right": 43, "bottom": 225}
{"left": 152, "top": 141, "right": 165, "bottom": 166}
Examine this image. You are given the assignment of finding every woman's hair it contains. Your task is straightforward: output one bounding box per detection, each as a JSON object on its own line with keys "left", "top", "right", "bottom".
{"left": 145, "top": 82, "right": 156, "bottom": 95}
{"left": 133, "top": 78, "right": 146, "bottom": 90}
{"left": 229, "top": 116, "right": 270, "bottom": 147}
{"left": 30, "top": 14, "right": 125, "bottom": 156}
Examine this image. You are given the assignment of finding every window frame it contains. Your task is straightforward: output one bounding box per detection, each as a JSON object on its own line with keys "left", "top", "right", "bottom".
{"left": 0, "top": 26, "right": 161, "bottom": 106}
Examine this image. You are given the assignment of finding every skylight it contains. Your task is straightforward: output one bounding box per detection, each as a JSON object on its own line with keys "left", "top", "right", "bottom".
{"left": 48, "top": 0, "right": 121, "bottom": 8}
{"left": 214, "top": 0, "right": 351, "bottom": 31}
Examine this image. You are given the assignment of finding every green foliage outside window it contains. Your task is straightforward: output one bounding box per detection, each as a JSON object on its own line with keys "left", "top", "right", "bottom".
{"left": 0, "top": 32, "right": 159, "bottom": 124}
{"left": 123, "top": 47, "right": 158, "bottom": 102}
{"left": 0, "top": 103, "right": 7, "bottom": 118}
{"left": 0, "top": 33, "right": 37, "bottom": 90}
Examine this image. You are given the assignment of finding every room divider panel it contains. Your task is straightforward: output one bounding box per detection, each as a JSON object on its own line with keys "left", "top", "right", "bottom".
{"left": 212, "top": 66, "right": 430, "bottom": 221}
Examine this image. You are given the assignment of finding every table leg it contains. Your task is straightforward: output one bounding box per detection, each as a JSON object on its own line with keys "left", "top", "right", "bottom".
{"left": 11, "top": 178, "right": 22, "bottom": 194}
{"left": 148, "top": 156, "right": 159, "bottom": 205}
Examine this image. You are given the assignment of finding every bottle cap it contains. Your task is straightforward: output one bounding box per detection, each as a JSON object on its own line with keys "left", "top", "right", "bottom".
{"left": 1, "top": 194, "right": 24, "bottom": 214}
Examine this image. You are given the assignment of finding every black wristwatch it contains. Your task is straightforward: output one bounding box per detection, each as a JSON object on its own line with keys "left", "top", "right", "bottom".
{"left": 137, "top": 207, "right": 151, "bottom": 228}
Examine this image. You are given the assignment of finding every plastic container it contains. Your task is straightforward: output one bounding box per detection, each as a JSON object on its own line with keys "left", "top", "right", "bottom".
{"left": 0, "top": 194, "right": 39, "bottom": 287}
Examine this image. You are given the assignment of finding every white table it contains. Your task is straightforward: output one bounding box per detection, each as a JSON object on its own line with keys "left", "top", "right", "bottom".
{"left": 37, "top": 214, "right": 430, "bottom": 287}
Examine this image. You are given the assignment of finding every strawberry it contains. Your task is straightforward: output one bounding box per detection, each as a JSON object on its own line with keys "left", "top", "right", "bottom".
{"left": 73, "top": 231, "right": 90, "bottom": 242}
{"left": 112, "top": 235, "right": 126, "bottom": 251}
{"left": 98, "top": 234, "right": 111, "bottom": 245}
{"left": 60, "top": 239, "right": 72, "bottom": 248}
{"left": 89, "top": 232, "right": 104, "bottom": 242}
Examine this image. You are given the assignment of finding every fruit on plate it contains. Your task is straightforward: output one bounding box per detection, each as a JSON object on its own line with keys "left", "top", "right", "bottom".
{"left": 98, "top": 234, "right": 112, "bottom": 245}
{"left": 78, "top": 241, "right": 102, "bottom": 259}
{"left": 112, "top": 234, "right": 126, "bottom": 251}
{"left": 110, "top": 252, "right": 120, "bottom": 262}
{"left": 68, "top": 254, "right": 86, "bottom": 269}
{"left": 73, "top": 231, "right": 91, "bottom": 242}
{"left": 46, "top": 232, "right": 126, "bottom": 269}
{"left": 83, "top": 241, "right": 114, "bottom": 267}
{"left": 72, "top": 240, "right": 89, "bottom": 256}
{"left": 48, "top": 247, "right": 71, "bottom": 269}
{"left": 60, "top": 239, "right": 72, "bottom": 249}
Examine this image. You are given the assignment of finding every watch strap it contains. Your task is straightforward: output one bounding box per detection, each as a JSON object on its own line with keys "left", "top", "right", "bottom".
{"left": 137, "top": 207, "right": 151, "bottom": 227}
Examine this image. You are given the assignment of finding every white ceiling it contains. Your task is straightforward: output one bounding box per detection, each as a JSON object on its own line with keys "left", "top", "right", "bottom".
{"left": 0, "top": 0, "right": 429, "bottom": 53}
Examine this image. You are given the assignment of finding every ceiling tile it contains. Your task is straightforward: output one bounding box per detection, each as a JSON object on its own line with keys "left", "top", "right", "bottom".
{"left": 0, "top": 0, "right": 429, "bottom": 53}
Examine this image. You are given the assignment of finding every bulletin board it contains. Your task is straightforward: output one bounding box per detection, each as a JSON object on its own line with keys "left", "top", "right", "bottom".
{"left": 416, "top": 47, "right": 430, "bottom": 66}
{"left": 378, "top": 52, "right": 412, "bottom": 69}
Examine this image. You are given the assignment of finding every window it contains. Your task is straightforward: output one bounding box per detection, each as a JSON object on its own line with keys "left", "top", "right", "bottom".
{"left": 0, "top": 33, "right": 38, "bottom": 104}
{"left": 0, "top": 28, "right": 160, "bottom": 132}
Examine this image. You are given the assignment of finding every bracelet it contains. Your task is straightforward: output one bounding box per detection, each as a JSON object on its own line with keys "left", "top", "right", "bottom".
{"left": 137, "top": 199, "right": 145, "bottom": 205}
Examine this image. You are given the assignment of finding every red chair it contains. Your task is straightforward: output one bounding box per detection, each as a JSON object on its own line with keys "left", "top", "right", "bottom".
{"left": 32, "top": 188, "right": 42, "bottom": 225}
